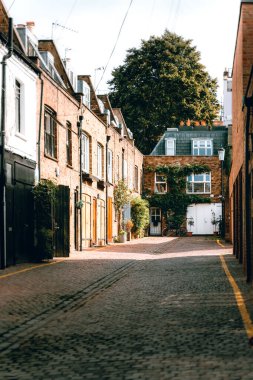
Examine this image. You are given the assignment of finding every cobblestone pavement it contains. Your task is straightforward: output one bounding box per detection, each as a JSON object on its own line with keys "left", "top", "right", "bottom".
{"left": 1, "top": 237, "right": 253, "bottom": 379}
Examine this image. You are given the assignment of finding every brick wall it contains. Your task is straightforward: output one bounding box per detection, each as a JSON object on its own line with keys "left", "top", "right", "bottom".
{"left": 144, "top": 156, "right": 223, "bottom": 204}
{"left": 39, "top": 71, "right": 81, "bottom": 253}
{"left": 229, "top": 2, "right": 253, "bottom": 272}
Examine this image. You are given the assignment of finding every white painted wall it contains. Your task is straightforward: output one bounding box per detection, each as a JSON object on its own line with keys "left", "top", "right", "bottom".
{"left": 187, "top": 203, "right": 222, "bottom": 235}
{"left": 0, "top": 45, "right": 37, "bottom": 162}
{"left": 223, "top": 73, "right": 232, "bottom": 127}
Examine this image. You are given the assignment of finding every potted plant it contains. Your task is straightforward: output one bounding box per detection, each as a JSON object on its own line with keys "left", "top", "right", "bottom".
{"left": 118, "top": 229, "right": 127, "bottom": 243}
{"left": 125, "top": 219, "right": 134, "bottom": 241}
{"left": 187, "top": 217, "right": 194, "bottom": 236}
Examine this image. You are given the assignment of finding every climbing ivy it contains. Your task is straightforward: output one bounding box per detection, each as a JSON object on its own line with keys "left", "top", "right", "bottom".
{"left": 144, "top": 163, "right": 211, "bottom": 234}
{"left": 33, "top": 179, "right": 57, "bottom": 260}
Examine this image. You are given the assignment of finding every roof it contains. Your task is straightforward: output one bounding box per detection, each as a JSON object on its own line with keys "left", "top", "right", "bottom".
{"left": 150, "top": 126, "right": 228, "bottom": 156}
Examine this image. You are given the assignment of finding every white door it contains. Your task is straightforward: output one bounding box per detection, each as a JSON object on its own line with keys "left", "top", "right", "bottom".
{"left": 187, "top": 203, "right": 222, "bottom": 235}
{"left": 150, "top": 208, "right": 162, "bottom": 236}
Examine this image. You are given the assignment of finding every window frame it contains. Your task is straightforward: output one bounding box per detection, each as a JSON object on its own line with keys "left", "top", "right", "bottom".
{"left": 44, "top": 106, "right": 57, "bottom": 159}
{"left": 165, "top": 138, "right": 176, "bottom": 156}
{"left": 134, "top": 165, "right": 139, "bottom": 192}
{"left": 154, "top": 173, "right": 167, "bottom": 194}
{"left": 97, "top": 143, "right": 103, "bottom": 179}
{"left": 66, "top": 121, "right": 72, "bottom": 166}
{"left": 15, "top": 79, "right": 25, "bottom": 136}
{"left": 186, "top": 172, "right": 211, "bottom": 194}
{"left": 107, "top": 149, "right": 113, "bottom": 183}
{"left": 81, "top": 133, "right": 90, "bottom": 173}
{"left": 192, "top": 139, "right": 213, "bottom": 156}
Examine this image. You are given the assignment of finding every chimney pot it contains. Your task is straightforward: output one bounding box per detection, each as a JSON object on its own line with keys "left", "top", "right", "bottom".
{"left": 26, "top": 21, "right": 35, "bottom": 32}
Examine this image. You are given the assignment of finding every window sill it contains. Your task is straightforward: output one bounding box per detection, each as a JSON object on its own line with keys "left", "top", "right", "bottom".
{"left": 186, "top": 192, "right": 211, "bottom": 195}
{"left": 67, "top": 164, "right": 73, "bottom": 169}
{"left": 44, "top": 154, "right": 58, "bottom": 162}
{"left": 15, "top": 132, "right": 27, "bottom": 142}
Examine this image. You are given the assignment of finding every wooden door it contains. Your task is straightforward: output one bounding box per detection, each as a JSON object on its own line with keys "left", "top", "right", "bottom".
{"left": 93, "top": 198, "right": 97, "bottom": 245}
{"left": 54, "top": 185, "right": 70, "bottom": 257}
{"left": 107, "top": 197, "right": 113, "bottom": 243}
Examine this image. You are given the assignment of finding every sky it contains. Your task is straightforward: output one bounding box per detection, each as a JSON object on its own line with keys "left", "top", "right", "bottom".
{"left": 3, "top": 0, "right": 241, "bottom": 100}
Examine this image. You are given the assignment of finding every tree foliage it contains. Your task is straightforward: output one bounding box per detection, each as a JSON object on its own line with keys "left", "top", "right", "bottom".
{"left": 131, "top": 197, "right": 149, "bottom": 235}
{"left": 109, "top": 30, "right": 219, "bottom": 154}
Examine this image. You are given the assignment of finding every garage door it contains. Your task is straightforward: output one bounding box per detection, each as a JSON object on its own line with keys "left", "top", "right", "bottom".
{"left": 186, "top": 203, "right": 222, "bottom": 235}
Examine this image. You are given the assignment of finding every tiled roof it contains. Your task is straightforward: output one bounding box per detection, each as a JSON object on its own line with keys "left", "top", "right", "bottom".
{"left": 150, "top": 126, "right": 228, "bottom": 156}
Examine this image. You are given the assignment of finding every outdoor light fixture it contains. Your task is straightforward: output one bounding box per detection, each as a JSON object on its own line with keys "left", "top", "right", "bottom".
{"left": 218, "top": 147, "right": 225, "bottom": 162}
{"left": 218, "top": 147, "right": 225, "bottom": 238}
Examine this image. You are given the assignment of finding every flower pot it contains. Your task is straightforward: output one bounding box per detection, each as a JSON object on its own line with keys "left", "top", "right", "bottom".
{"left": 186, "top": 231, "right": 193, "bottom": 237}
{"left": 119, "top": 233, "right": 127, "bottom": 243}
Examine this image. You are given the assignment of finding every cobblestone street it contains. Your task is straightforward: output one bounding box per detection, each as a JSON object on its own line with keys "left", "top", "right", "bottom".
{"left": 1, "top": 237, "right": 253, "bottom": 379}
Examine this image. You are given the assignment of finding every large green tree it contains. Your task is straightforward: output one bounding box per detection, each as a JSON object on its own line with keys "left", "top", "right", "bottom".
{"left": 108, "top": 30, "right": 219, "bottom": 154}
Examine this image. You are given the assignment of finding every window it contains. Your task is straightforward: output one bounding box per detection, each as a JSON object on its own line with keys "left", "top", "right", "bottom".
{"left": 15, "top": 80, "right": 24, "bottom": 134}
{"left": 97, "top": 143, "right": 103, "bottom": 179}
{"left": 66, "top": 121, "right": 72, "bottom": 166}
{"left": 227, "top": 80, "right": 232, "bottom": 92}
{"left": 107, "top": 149, "right": 113, "bottom": 183}
{"left": 155, "top": 173, "right": 167, "bottom": 193}
{"left": 81, "top": 133, "right": 90, "bottom": 173}
{"left": 192, "top": 139, "right": 213, "bottom": 156}
{"left": 123, "top": 160, "right": 128, "bottom": 180}
{"left": 187, "top": 173, "right": 211, "bottom": 194}
{"left": 165, "top": 138, "right": 176, "bottom": 156}
{"left": 44, "top": 106, "right": 57, "bottom": 159}
{"left": 116, "top": 155, "right": 120, "bottom": 181}
{"left": 134, "top": 165, "right": 138, "bottom": 191}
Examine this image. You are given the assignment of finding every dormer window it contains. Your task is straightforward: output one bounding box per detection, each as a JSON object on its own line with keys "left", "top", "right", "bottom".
{"left": 192, "top": 139, "right": 213, "bottom": 156}
{"left": 165, "top": 138, "right": 176, "bottom": 156}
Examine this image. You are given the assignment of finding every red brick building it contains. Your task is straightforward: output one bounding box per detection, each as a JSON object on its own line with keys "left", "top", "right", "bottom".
{"left": 229, "top": 0, "right": 253, "bottom": 281}
{"left": 144, "top": 126, "right": 228, "bottom": 236}
{"left": 14, "top": 23, "right": 143, "bottom": 257}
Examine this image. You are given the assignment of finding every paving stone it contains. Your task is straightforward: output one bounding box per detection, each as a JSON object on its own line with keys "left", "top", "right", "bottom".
{"left": 0, "top": 237, "right": 252, "bottom": 379}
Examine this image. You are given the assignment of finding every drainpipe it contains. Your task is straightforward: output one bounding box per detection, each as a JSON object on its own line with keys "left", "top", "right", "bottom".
{"left": 0, "top": 18, "right": 13, "bottom": 270}
{"left": 105, "top": 135, "right": 111, "bottom": 244}
{"left": 245, "top": 96, "right": 253, "bottom": 282}
{"left": 37, "top": 74, "right": 44, "bottom": 182}
{"left": 78, "top": 115, "right": 84, "bottom": 251}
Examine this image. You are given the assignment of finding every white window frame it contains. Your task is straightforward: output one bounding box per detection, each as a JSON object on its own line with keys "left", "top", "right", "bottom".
{"left": 15, "top": 79, "right": 25, "bottom": 136}
{"left": 165, "top": 138, "right": 176, "bottom": 156}
{"left": 123, "top": 159, "right": 128, "bottom": 180}
{"left": 192, "top": 139, "right": 213, "bottom": 156}
{"left": 107, "top": 149, "right": 113, "bottom": 183}
{"left": 154, "top": 173, "right": 167, "bottom": 194}
{"left": 134, "top": 165, "right": 138, "bottom": 192}
{"left": 186, "top": 172, "right": 211, "bottom": 194}
{"left": 97, "top": 143, "right": 103, "bottom": 179}
{"left": 81, "top": 133, "right": 89, "bottom": 173}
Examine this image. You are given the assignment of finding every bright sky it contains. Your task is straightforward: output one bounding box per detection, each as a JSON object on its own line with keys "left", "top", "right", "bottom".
{"left": 3, "top": 0, "right": 241, "bottom": 99}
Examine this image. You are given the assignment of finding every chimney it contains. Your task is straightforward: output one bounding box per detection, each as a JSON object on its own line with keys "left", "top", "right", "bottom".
{"left": 26, "top": 21, "right": 35, "bottom": 32}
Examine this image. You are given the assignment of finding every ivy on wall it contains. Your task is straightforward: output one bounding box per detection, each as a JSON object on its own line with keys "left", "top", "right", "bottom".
{"left": 33, "top": 179, "right": 57, "bottom": 260}
{"left": 144, "top": 163, "right": 211, "bottom": 233}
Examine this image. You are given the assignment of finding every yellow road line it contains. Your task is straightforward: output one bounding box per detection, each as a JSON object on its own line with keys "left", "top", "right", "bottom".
{"left": 0, "top": 259, "right": 65, "bottom": 280}
{"left": 219, "top": 254, "right": 253, "bottom": 341}
{"left": 217, "top": 239, "right": 225, "bottom": 248}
